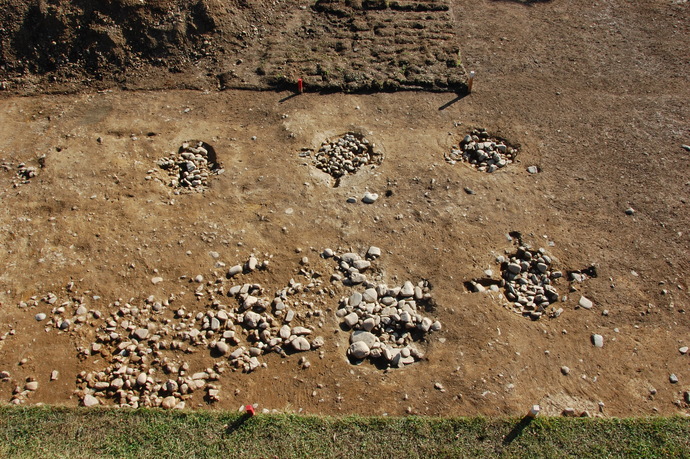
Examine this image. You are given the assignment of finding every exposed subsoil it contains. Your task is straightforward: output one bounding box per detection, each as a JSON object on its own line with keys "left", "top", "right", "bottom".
{"left": 0, "top": 0, "right": 688, "bottom": 417}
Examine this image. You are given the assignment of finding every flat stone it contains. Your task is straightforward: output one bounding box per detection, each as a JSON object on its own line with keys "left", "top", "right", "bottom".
{"left": 679, "top": 346, "right": 689, "bottom": 355}
{"left": 151, "top": 277, "right": 163, "bottom": 284}
{"left": 349, "top": 292, "right": 363, "bottom": 307}
{"left": 349, "top": 341, "right": 370, "bottom": 359}
{"left": 361, "top": 317, "right": 376, "bottom": 331}
{"left": 343, "top": 312, "right": 359, "bottom": 328}
{"left": 76, "top": 305, "right": 88, "bottom": 316}
{"left": 400, "top": 281, "right": 415, "bottom": 297}
{"left": 366, "top": 246, "right": 381, "bottom": 258}
{"left": 591, "top": 334, "right": 604, "bottom": 348}
{"left": 227, "top": 265, "right": 242, "bottom": 277}
{"left": 579, "top": 296, "right": 594, "bottom": 310}
{"left": 527, "top": 165, "right": 539, "bottom": 174}
{"left": 25, "top": 381, "right": 38, "bottom": 391}
{"left": 292, "top": 326, "right": 312, "bottom": 335}
{"left": 136, "top": 373, "right": 148, "bottom": 386}
{"left": 362, "top": 288, "right": 378, "bottom": 303}
{"left": 506, "top": 263, "right": 522, "bottom": 274}
{"left": 244, "top": 311, "right": 261, "bottom": 328}
{"left": 161, "top": 396, "right": 178, "bottom": 409}
{"left": 280, "top": 325, "right": 291, "bottom": 339}
{"left": 350, "top": 330, "right": 377, "bottom": 348}
{"left": 362, "top": 192, "right": 379, "bottom": 204}
{"left": 82, "top": 394, "right": 100, "bottom": 407}
{"left": 133, "top": 328, "right": 149, "bottom": 340}
{"left": 35, "top": 313, "right": 46, "bottom": 321}
{"left": 291, "top": 336, "right": 311, "bottom": 352}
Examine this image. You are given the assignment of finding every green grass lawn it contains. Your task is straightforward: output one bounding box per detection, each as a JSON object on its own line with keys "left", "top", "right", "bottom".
{"left": 0, "top": 406, "right": 688, "bottom": 458}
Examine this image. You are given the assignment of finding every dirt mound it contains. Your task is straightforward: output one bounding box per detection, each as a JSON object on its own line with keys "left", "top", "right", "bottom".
{"left": 0, "top": 0, "right": 282, "bottom": 91}
{"left": 0, "top": 0, "right": 467, "bottom": 94}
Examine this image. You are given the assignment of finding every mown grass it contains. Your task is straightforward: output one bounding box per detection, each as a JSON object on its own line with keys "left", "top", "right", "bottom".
{"left": 0, "top": 406, "right": 688, "bottom": 458}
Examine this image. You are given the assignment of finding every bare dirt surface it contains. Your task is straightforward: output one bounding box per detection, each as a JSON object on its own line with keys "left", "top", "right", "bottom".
{"left": 0, "top": 0, "right": 689, "bottom": 417}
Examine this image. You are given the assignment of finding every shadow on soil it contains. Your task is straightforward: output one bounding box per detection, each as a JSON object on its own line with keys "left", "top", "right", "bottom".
{"left": 438, "top": 93, "right": 468, "bottom": 110}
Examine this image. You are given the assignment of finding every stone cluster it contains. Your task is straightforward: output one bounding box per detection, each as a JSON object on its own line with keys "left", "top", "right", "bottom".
{"left": 155, "top": 141, "right": 222, "bottom": 192}
{"left": 312, "top": 133, "right": 382, "bottom": 180}
{"left": 327, "top": 247, "right": 441, "bottom": 367}
{"left": 498, "top": 246, "right": 561, "bottom": 320}
{"left": 14, "top": 162, "right": 38, "bottom": 186}
{"left": 445, "top": 128, "right": 517, "bottom": 172}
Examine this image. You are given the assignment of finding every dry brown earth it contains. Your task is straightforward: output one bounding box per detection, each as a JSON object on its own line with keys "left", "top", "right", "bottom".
{"left": 0, "top": 0, "right": 688, "bottom": 416}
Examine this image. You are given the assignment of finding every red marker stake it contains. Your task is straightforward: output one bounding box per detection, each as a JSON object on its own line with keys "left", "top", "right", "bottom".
{"left": 297, "top": 78, "right": 303, "bottom": 94}
{"left": 245, "top": 405, "right": 255, "bottom": 416}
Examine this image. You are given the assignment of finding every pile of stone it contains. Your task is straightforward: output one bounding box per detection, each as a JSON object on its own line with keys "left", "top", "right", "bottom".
{"left": 326, "top": 247, "right": 442, "bottom": 367}
{"left": 445, "top": 128, "right": 517, "bottom": 172}
{"left": 497, "top": 246, "right": 561, "bottom": 320}
{"left": 155, "top": 141, "right": 222, "bottom": 192}
{"left": 312, "top": 133, "right": 382, "bottom": 180}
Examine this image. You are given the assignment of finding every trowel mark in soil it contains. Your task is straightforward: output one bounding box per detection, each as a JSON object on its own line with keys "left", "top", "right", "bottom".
{"left": 307, "top": 132, "right": 383, "bottom": 187}
{"left": 155, "top": 141, "right": 223, "bottom": 193}
{"left": 445, "top": 128, "right": 518, "bottom": 173}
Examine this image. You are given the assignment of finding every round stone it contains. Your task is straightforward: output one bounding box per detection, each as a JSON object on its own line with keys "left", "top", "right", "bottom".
{"left": 349, "top": 341, "right": 370, "bottom": 359}
{"left": 291, "top": 337, "right": 311, "bottom": 352}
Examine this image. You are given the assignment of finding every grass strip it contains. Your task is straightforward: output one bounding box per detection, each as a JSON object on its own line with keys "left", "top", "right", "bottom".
{"left": 0, "top": 406, "right": 688, "bottom": 458}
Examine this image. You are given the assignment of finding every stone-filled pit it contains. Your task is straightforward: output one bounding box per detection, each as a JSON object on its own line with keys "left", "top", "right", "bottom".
{"left": 156, "top": 141, "right": 223, "bottom": 192}
{"left": 327, "top": 247, "right": 442, "bottom": 367}
{"left": 310, "top": 133, "right": 383, "bottom": 186}
{"left": 445, "top": 128, "right": 518, "bottom": 172}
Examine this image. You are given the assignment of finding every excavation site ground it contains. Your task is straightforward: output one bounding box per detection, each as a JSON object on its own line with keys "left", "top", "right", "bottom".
{"left": 0, "top": 0, "right": 688, "bottom": 418}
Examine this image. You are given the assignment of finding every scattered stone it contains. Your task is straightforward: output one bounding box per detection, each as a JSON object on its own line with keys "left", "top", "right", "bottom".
{"left": 578, "top": 296, "right": 594, "bottom": 310}
{"left": 561, "top": 366, "right": 570, "bottom": 375}
{"left": 682, "top": 145, "right": 690, "bottom": 152}
{"left": 625, "top": 207, "right": 635, "bottom": 215}
{"left": 434, "top": 382, "right": 446, "bottom": 392}
{"left": 35, "top": 313, "right": 46, "bottom": 321}
{"left": 25, "top": 381, "right": 38, "bottom": 391}
{"left": 50, "top": 370, "right": 59, "bottom": 381}
{"left": 669, "top": 373, "right": 678, "bottom": 384}
{"left": 362, "top": 192, "right": 379, "bottom": 204}
{"left": 151, "top": 277, "right": 163, "bottom": 285}
{"left": 679, "top": 346, "right": 688, "bottom": 355}
{"left": 591, "top": 334, "right": 604, "bottom": 348}
{"left": 527, "top": 166, "right": 539, "bottom": 174}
